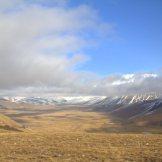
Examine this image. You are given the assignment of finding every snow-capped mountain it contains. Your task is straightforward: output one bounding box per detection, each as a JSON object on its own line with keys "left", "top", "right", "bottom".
{"left": 1, "top": 94, "right": 162, "bottom": 126}
{"left": 93, "top": 93, "right": 161, "bottom": 107}
{"left": 91, "top": 94, "right": 162, "bottom": 126}
{"left": 0, "top": 96, "right": 106, "bottom": 105}
{"left": 1, "top": 97, "right": 65, "bottom": 105}
{"left": 1, "top": 93, "right": 161, "bottom": 106}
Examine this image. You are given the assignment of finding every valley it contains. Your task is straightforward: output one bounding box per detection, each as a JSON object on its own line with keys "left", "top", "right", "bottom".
{"left": 0, "top": 97, "right": 162, "bottom": 161}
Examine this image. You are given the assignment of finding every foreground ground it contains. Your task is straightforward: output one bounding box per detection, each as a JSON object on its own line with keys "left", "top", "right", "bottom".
{"left": 0, "top": 132, "right": 162, "bottom": 162}
{"left": 0, "top": 102, "right": 161, "bottom": 161}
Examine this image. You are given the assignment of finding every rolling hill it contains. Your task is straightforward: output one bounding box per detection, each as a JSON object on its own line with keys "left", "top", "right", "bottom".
{"left": 0, "top": 113, "right": 22, "bottom": 132}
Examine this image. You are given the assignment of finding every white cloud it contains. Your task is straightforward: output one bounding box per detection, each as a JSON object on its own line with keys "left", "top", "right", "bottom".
{"left": 0, "top": 0, "right": 109, "bottom": 90}
{"left": 0, "top": 0, "right": 161, "bottom": 97}
{"left": 90, "top": 73, "right": 162, "bottom": 96}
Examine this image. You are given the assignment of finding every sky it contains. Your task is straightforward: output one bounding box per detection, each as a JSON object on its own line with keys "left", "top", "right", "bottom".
{"left": 0, "top": 0, "right": 162, "bottom": 96}
{"left": 70, "top": 0, "right": 162, "bottom": 75}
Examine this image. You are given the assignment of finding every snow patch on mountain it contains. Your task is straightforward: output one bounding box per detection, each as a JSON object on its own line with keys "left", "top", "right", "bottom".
{"left": 1, "top": 93, "right": 161, "bottom": 107}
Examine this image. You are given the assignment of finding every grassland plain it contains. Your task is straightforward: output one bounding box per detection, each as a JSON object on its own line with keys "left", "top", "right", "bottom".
{"left": 0, "top": 105, "right": 162, "bottom": 162}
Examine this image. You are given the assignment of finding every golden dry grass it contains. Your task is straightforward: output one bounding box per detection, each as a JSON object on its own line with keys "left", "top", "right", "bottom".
{"left": 0, "top": 107, "right": 162, "bottom": 162}
{"left": 0, "top": 132, "right": 162, "bottom": 162}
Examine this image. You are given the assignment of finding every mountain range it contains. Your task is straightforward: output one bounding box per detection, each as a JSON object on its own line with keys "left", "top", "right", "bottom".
{"left": 1, "top": 93, "right": 162, "bottom": 128}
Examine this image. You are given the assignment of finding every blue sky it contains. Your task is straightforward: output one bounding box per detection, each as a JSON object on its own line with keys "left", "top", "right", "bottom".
{"left": 69, "top": 0, "right": 162, "bottom": 75}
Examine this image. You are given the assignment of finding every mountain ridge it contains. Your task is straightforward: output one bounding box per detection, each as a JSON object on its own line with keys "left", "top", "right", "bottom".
{"left": 1, "top": 93, "right": 161, "bottom": 106}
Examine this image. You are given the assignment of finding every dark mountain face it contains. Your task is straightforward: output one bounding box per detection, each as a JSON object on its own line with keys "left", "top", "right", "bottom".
{"left": 93, "top": 95, "right": 162, "bottom": 127}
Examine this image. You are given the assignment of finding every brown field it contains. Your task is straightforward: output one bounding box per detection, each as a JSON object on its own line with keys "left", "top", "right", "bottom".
{"left": 0, "top": 102, "right": 162, "bottom": 162}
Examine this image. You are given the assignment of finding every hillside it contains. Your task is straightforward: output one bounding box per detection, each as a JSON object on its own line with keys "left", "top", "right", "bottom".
{"left": 0, "top": 113, "right": 22, "bottom": 132}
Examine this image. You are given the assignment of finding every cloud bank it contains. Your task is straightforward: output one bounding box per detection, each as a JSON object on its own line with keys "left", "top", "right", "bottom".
{"left": 0, "top": 0, "right": 162, "bottom": 96}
